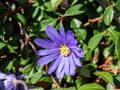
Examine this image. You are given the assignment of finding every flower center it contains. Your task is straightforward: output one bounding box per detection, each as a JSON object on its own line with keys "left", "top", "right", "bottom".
{"left": 60, "top": 45, "right": 70, "bottom": 56}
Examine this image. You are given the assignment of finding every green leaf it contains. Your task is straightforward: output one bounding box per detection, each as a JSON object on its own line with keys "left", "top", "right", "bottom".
{"left": 0, "top": 59, "right": 15, "bottom": 72}
{"left": 29, "top": 87, "right": 44, "bottom": 90}
{"left": 71, "top": 18, "right": 86, "bottom": 40}
{"left": 30, "top": 71, "right": 43, "bottom": 84}
{"left": 108, "top": 26, "right": 120, "bottom": 42}
{"left": 51, "top": 0, "right": 62, "bottom": 10}
{"left": 36, "top": 65, "right": 44, "bottom": 72}
{"left": 40, "top": 76, "right": 53, "bottom": 83}
{"left": 0, "top": 42, "right": 6, "bottom": 49}
{"left": 15, "top": 13, "right": 26, "bottom": 25}
{"left": 88, "top": 33, "right": 103, "bottom": 51}
{"left": 115, "top": 35, "right": 120, "bottom": 59}
{"left": 55, "top": 22, "right": 63, "bottom": 30}
{"left": 5, "top": 59, "right": 15, "bottom": 71}
{"left": 20, "top": 57, "right": 29, "bottom": 66}
{"left": 71, "top": 0, "right": 78, "bottom": 6}
{"left": 77, "top": 83, "right": 105, "bottom": 90}
{"left": 32, "top": 7, "right": 39, "bottom": 18}
{"left": 44, "top": 1, "right": 53, "bottom": 11}
{"left": 51, "top": 87, "right": 76, "bottom": 90}
{"left": 106, "top": 83, "right": 114, "bottom": 90}
{"left": 65, "top": 4, "right": 85, "bottom": 16}
{"left": 7, "top": 44, "right": 16, "bottom": 53}
{"left": 84, "top": 50, "right": 92, "bottom": 61}
{"left": 103, "top": 6, "right": 113, "bottom": 26}
{"left": 71, "top": 18, "right": 82, "bottom": 28}
{"left": 80, "top": 66, "right": 90, "bottom": 78}
{"left": 103, "top": 47, "right": 110, "bottom": 59}
{"left": 75, "top": 78, "right": 82, "bottom": 88}
{"left": 115, "top": 0, "right": 120, "bottom": 12}
{"left": 83, "top": 44, "right": 92, "bottom": 61}
{"left": 94, "top": 71, "right": 113, "bottom": 84}
{"left": 38, "top": 18, "right": 57, "bottom": 31}
{"left": 22, "top": 63, "right": 34, "bottom": 75}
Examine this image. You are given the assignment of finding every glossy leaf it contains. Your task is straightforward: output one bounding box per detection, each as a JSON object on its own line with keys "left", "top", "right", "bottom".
{"left": 75, "top": 78, "right": 82, "bottom": 88}
{"left": 83, "top": 44, "right": 92, "bottom": 61}
{"left": 71, "top": 0, "right": 78, "bottom": 6}
{"left": 32, "top": 7, "right": 39, "bottom": 18}
{"left": 0, "top": 42, "right": 6, "bottom": 49}
{"left": 20, "top": 57, "right": 30, "bottom": 66}
{"left": 106, "top": 83, "right": 114, "bottom": 90}
{"left": 51, "top": 87, "right": 76, "bottom": 90}
{"left": 88, "top": 33, "right": 103, "bottom": 51}
{"left": 7, "top": 44, "right": 16, "bottom": 53}
{"left": 108, "top": 26, "right": 120, "bottom": 42}
{"left": 115, "top": 0, "right": 120, "bottom": 12}
{"left": 103, "top": 6, "right": 113, "bottom": 26}
{"left": 0, "top": 59, "right": 15, "bottom": 72}
{"left": 5, "top": 59, "right": 15, "bottom": 71}
{"left": 115, "top": 35, "right": 120, "bottom": 59}
{"left": 77, "top": 83, "right": 105, "bottom": 90}
{"left": 29, "top": 87, "right": 44, "bottom": 90}
{"left": 51, "top": 0, "right": 62, "bottom": 10}
{"left": 65, "top": 4, "right": 85, "bottom": 16}
{"left": 30, "top": 71, "right": 43, "bottom": 84}
{"left": 40, "top": 76, "right": 53, "bottom": 83}
{"left": 44, "top": 1, "right": 53, "bottom": 11}
{"left": 103, "top": 47, "right": 110, "bottom": 59}
{"left": 38, "top": 18, "right": 57, "bottom": 31}
{"left": 71, "top": 18, "right": 87, "bottom": 40}
{"left": 15, "top": 13, "right": 27, "bottom": 25}
{"left": 94, "top": 71, "right": 113, "bottom": 84}
{"left": 22, "top": 63, "right": 34, "bottom": 75}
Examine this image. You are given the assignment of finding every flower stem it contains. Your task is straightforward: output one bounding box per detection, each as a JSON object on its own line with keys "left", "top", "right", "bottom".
{"left": 50, "top": 75, "right": 61, "bottom": 88}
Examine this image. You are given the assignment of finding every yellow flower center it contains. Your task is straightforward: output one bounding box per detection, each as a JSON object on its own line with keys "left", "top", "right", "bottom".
{"left": 60, "top": 45, "right": 70, "bottom": 56}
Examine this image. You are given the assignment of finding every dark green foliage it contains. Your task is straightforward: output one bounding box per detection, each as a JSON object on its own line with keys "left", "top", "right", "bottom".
{"left": 0, "top": 0, "right": 120, "bottom": 90}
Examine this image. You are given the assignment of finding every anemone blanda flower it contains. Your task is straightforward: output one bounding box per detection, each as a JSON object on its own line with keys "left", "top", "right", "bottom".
{"left": 34, "top": 25, "right": 84, "bottom": 79}
{"left": 0, "top": 72, "right": 17, "bottom": 90}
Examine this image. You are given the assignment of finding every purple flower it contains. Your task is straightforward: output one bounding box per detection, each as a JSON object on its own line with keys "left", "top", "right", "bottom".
{"left": 0, "top": 72, "right": 17, "bottom": 90}
{"left": 34, "top": 25, "right": 84, "bottom": 79}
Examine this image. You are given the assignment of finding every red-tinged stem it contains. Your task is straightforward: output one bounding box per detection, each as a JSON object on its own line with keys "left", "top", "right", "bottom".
{"left": 50, "top": 75, "right": 61, "bottom": 88}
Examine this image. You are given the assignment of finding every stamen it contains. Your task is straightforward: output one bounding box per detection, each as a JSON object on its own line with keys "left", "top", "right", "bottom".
{"left": 60, "top": 45, "right": 70, "bottom": 56}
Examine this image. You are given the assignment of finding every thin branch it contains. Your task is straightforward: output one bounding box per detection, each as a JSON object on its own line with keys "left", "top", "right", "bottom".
{"left": 106, "top": 0, "right": 111, "bottom": 6}
{"left": 84, "top": 16, "right": 102, "bottom": 26}
{"left": 96, "top": 0, "right": 120, "bottom": 24}
{"left": 24, "top": 30, "right": 37, "bottom": 52}
{"left": 18, "top": 21, "right": 37, "bottom": 52}
{"left": 50, "top": 75, "right": 61, "bottom": 88}
{"left": 45, "top": 64, "right": 61, "bottom": 88}
{"left": 18, "top": 22, "right": 25, "bottom": 50}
